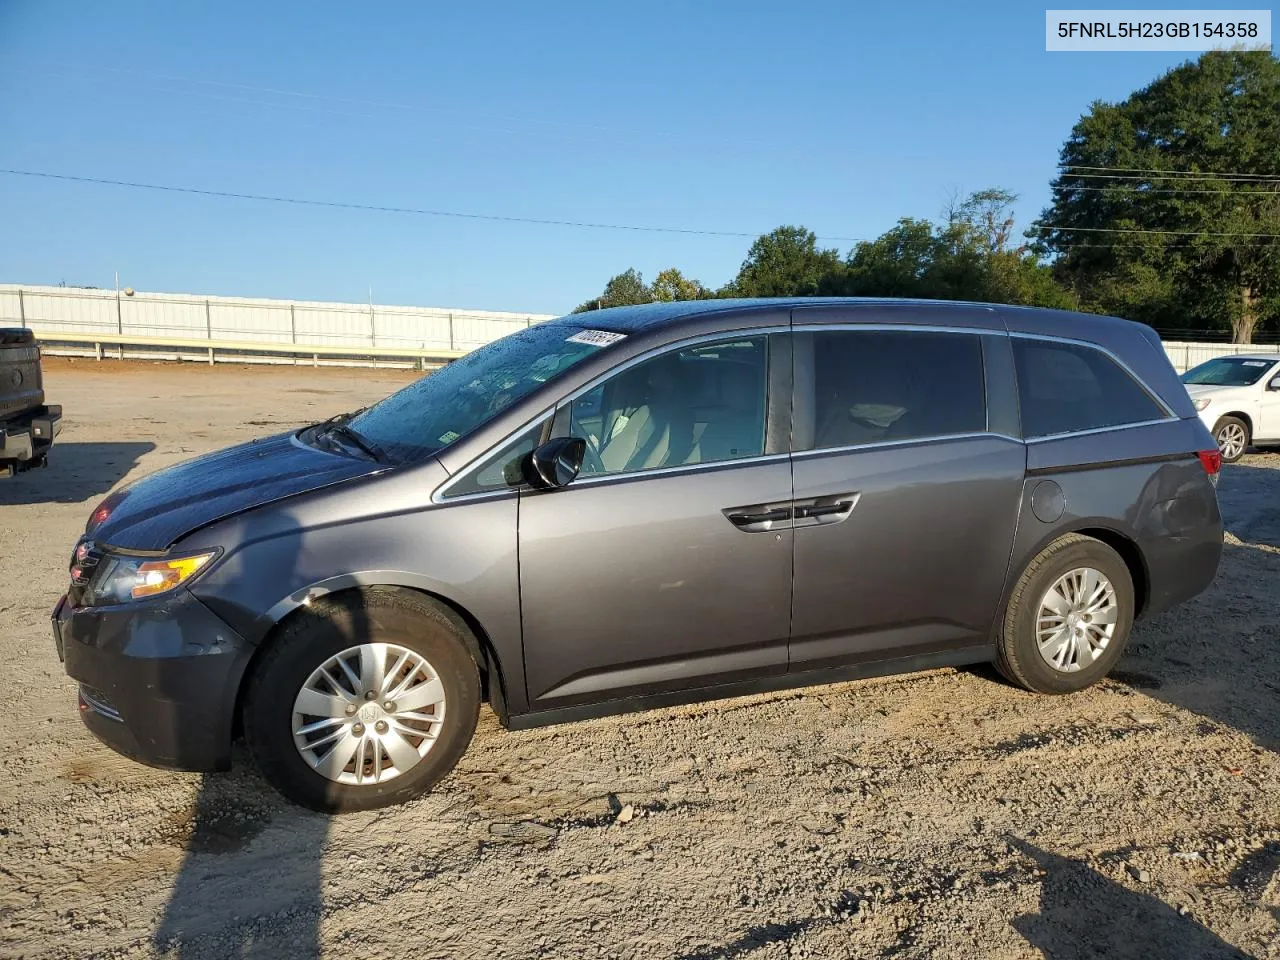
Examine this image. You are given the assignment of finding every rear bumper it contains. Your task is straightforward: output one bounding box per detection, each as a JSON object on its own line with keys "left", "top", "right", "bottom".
{"left": 52, "top": 589, "right": 253, "bottom": 771}
{"left": 1, "top": 404, "right": 62, "bottom": 474}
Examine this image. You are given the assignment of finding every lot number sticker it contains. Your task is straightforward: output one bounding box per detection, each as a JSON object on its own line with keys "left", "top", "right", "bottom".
{"left": 567, "top": 330, "right": 627, "bottom": 347}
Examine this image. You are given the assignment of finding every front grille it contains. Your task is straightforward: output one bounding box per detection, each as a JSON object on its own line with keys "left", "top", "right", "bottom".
{"left": 79, "top": 684, "right": 122, "bottom": 722}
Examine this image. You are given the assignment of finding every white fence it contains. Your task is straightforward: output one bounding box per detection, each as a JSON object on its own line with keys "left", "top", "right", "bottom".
{"left": 0, "top": 283, "right": 1267, "bottom": 373}
{"left": 0, "top": 284, "right": 556, "bottom": 367}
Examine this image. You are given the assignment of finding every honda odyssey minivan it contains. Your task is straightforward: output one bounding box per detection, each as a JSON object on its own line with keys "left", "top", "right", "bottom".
{"left": 52, "top": 299, "right": 1225, "bottom": 811}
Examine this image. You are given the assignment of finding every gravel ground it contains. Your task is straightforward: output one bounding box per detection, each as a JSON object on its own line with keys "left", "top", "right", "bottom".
{"left": 1, "top": 358, "right": 1278, "bottom": 960}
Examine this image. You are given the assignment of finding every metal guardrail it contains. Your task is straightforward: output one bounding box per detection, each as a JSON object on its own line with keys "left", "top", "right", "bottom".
{"left": 36, "top": 331, "right": 467, "bottom": 368}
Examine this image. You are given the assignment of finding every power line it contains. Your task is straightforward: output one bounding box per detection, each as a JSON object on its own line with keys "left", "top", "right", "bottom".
{"left": 1061, "top": 164, "right": 1280, "bottom": 179}
{"left": 1057, "top": 171, "right": 1280, "bottom": 184}
{"left": 1061, "top": 184, "right": 1280, "bottom": 195}
{"left": 0, "top": 168, "right": 869, "bottom": 243}
{"left": 1031, "top": 222, "right": 1280, "bottom": 238}
{"left": 1, "top": 59, "right": 778, "bottom": 151}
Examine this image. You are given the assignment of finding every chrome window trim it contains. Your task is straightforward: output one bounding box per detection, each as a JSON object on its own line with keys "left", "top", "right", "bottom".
{"left": 1024, "top": 417, "right": 1181, "bottom": 444}
{"left": 431, "top": 486, "right": 520, "bottom": 506}
{"left": 1009, "top": 331, "right": 1178, "bottom": 421}
{"left": 433, "top": 327, "right": 782, "bottom": 502}
{"left": 569, "top": 452, "right": 791, "bottom": 487}
{"left": 791, "top": 431, "right": 1020, "bottom": 460}
{"left": 792, "top": 323, "right": 1004, "bottom": 337}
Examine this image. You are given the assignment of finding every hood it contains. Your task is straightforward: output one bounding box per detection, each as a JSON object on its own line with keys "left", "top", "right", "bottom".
{"left": 88, "top": 432, "right": 383, "bottom": 551}
{"left": 1183, "top": 382, "right": 1247, "bottom": 400}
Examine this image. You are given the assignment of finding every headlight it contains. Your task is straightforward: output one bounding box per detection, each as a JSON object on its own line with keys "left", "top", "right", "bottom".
{"left": 84, "top": 550, "right": 218, "bottom": 606}
{"left": 1193, "top": 398, "right": 1211, "bottom": 411}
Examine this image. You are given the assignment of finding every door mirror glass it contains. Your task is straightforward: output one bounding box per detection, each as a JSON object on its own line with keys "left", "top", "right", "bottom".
{"left": 1269, "top": 375, "right": 1280, "bottom": 391}
{"left": 525, "top": 436, "right": 586, "bottom": 489}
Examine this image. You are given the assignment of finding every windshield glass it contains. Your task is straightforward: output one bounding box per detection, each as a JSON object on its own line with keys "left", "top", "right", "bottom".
{"left": 1182, "top": 357, "right": 1277, "bottom": 387}
{"left": 345, "top": 323, "right": 621, "bottom": 463}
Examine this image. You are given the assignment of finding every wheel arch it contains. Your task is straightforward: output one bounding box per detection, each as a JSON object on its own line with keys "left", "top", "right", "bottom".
{"left": 1212, "top": 411, "right": 1253, "bottom": 436}
{"left": 232, "top": 577, "right": 513, "bottom": 738}
{"left": 1073, "top": 526, "right": 1150, "bottom": 619}
{"left": 1008, "top": 521, "right": 1151, "bottom": 621}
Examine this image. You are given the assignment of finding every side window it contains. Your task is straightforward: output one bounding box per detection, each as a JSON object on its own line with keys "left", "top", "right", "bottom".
{"left": 797, "top": 330, "right": 986, "bottom": 451}
{"left": 1012, "top": 339, "right": 1166, "bottom": 438}
{"left": 563, "top": 337, "right": 769, "bottom": 476}
{"left": 445, "top": 419, "right": 547, "bottom": 497}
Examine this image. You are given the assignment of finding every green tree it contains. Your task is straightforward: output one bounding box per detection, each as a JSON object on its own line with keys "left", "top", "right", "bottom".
{"left": 573, "top": 268, "right": 653, "bottom": 313}
{"left": 650, "top": 267, "right": 710, "bottom": 302}
{"left": 839, "top": 190, "right": 1072, "bottom": 308}
{"left": 726, "top": 226, "right": 844, "bottom": 297}
{"left": 1035, "top": 51, "right": 1280, "bottom": 342}
{"left": 841, "top": 219, "right": 943, "bottom": 297}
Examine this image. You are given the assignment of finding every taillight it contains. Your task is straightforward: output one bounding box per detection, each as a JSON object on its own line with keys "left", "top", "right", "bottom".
{"left": 1197, "top": 449, "right": 1222, "bottom": 486}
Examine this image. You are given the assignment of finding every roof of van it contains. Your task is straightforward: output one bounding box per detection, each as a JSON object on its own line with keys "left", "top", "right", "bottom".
{"left": 550, "top": 297, "right": 1137, "bottom": 335}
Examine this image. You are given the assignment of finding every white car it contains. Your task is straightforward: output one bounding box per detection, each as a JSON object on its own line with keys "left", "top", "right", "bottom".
{"left": 1181, "top": 354, "right": 1280, "bottom": 462}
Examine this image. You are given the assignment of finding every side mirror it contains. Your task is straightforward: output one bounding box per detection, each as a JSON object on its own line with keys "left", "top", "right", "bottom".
{"left": 523, "top": 437, "right": 586, "bottom": 489}
{"left": 1269, "top": 375, "right": 1280, "bottom": 392}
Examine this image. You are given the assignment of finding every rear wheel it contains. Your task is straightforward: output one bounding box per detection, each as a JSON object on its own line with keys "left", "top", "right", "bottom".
{"left": 243, "top": 588, "right": 480, "bottom": 812}
{"left": 996, "top": 534, "right": 1134, "bottom": 694}
{"left": 1212, "top": 415, "right": 1250, "bottom": 463}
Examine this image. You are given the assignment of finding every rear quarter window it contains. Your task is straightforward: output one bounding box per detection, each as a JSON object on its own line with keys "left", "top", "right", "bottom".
{"left": 1013, "top": 338, "right": 1167, "bottom": 438}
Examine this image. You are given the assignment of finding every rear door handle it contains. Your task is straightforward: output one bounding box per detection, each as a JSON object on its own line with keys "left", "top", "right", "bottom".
{"left": 725, "top": 506, "right": 793, "bottom": 529}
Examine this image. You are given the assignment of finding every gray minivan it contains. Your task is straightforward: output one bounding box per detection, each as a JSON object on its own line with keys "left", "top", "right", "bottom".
{"left": 53, "top": 299, "right": 1224, "bottom": 811}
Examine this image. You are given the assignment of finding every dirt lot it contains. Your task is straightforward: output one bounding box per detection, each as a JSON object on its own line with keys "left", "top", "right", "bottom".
{"left": 1, "top": 358, "right": 1278, "bottom": 960}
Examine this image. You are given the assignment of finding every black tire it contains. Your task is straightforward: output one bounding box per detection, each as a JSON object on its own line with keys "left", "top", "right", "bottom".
{"left": 1212, "top": 415, "right": 1250, "bottom": 463}
{"left": 243, "top": 588, "right": 481, "bottom": 812}
{"left": 995, "top": 534, "right": 1135, "bottom": 695}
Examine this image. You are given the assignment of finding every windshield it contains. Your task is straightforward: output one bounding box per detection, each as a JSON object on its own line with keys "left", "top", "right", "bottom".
{"left": 345, "top": 323, "right": 622, "bottom": 463}
{"left": 1182, "top": 357, "right": 1277, "bottom": 387}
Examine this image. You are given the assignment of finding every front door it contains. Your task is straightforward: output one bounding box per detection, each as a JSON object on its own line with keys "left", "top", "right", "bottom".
{"left": 1259, "top": 364, "right": 1280, "bottom": 441}
{"left": 788, "top": 326, "right": 1025, "bottom": 668}
{"left": 519, "top": 334, "right": 793, "bottom": 707}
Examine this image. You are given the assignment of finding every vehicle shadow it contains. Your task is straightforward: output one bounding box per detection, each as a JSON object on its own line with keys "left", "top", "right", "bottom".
{"left": 151, "top": 766, "right": 330, "bottom": 959}
{"left": 152, "top": 511, "right": 359, "bottom": 958}
{"left": 0, "top": 441, "right": 154, "bottom": 505}
{"left": 1117, "top": 461, "right": 1280, "bottom": 753}
{"left": 1008, "top": 838, "right": 1254, "bottom": 958}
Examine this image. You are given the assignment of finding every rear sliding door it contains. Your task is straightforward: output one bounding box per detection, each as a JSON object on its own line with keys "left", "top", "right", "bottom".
{"left": 788, "top": 325, "right": 1026, "bottom": 669}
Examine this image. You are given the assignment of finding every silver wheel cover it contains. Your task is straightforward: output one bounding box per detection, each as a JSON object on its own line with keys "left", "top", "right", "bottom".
{"left": 292, "top": 642, "right": 447, "bottom": 785}
{"left": 1217, "top": 422, "right": 1247, "bottom": 461}
{"left": 1035, "top": 567, "right": 1119, "bottom": 673}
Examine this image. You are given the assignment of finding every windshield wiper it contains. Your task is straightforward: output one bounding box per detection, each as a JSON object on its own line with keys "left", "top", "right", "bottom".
{"left": 311, "top": 406, "right": 366, "bottom": 430}
{"left": 320, "top": 422, "right": 389, "bottom": 464}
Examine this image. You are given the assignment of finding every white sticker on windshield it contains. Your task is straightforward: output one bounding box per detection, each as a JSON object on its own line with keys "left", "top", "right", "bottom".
{"left": 567, "top": 329, "right": 627, "bottom": 347}
{"left": 1242, "top": 360, "right": 1269, "bottom": 367}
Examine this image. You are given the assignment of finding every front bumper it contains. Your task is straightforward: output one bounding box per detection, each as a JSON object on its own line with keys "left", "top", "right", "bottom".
{"left": 52, "top": 589, "right": 253, "bottom": 771}
{"left": 1, "top": 404, "right": 62, "bottom": 475}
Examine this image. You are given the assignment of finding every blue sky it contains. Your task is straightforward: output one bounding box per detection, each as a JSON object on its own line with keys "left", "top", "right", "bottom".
{"left": 0, "top": 2, "right": 1211, "bottom": 315}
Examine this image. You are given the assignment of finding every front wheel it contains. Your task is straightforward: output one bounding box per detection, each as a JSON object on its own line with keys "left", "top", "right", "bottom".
{"left": 1212, "top": 415, "right": 1250, "bottom": 463}
{"left": 995, "top": 534, "right": 1134, "bottom": 694}
{"left": 243, "top": 589, "right": 481, "bottom": 812}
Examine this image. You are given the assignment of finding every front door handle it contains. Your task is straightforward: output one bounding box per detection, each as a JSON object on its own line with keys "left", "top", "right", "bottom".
{"left": 725, "top": 506, "right": 792, "bottom": 529}
{"left": 793, "top": 500, "right": 854, "bottom": 520}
